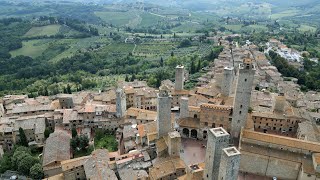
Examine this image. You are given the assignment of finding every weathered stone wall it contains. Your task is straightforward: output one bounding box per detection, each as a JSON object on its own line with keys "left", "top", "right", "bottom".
{"left": 221, "top": 67, "right": 234, "bottom": 97}
{"left": 203, "top": 128, "right": 230, "bottom": 180}
{"left": 231, "top": 61, "right": 256, "bottom": 138}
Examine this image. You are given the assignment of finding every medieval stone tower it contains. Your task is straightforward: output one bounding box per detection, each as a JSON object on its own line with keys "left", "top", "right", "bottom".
{"left": 231, "top": 58, "right": 256, "bottom": 138}
{"left": 180, "top": 96, "right": 189, "bottom": 119}
{"left": 116, "top": 88, "right": 126, "bottom": 118}
{"left": 221, "top": 67, "right": 234, "bottom": 97}
{"left": 167, "top": 131, "right": 181, "bottom": 157}
{"left": 218, "top": 147, "right": 241, "bottom": 180}
{"left": 175, "top": 65, "right": 185, "bottom": 91}
{"left": 157, "top": 85, "right": 172, "bottom": 138}
{"left": 203, "top": 127, "right": 230, "bottom": 180}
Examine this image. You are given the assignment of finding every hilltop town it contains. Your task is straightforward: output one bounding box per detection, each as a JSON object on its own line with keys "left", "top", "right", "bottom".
{"left": 0, "top": 35, "right": 320, "bottom": 180}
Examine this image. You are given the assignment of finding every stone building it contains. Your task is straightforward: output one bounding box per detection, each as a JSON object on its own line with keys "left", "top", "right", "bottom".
{"left": 61, "top": 156, "right": 89, "bottom": 180}
{"left": 149, "top": 157, "right": 186, "bottom": 180}
{"left": 43, "top": 130, "right": 71, "bottom": 177}
{"left": 124, "top": 86, "right": 157, "bottom": 111}
{"left": 57, "top": 94, "right": 74, "bottom": 109}
{"left": 221, "top": 67, "right": 234, "bottom": 97}
{"left": 157, "top": 85, "right": 172, "bottom": 138}
{"left": 231, "top": 58, "right": 256, "bottom": 138}
{"left": 218, "top": 147, "right": 241, "bottom": 180}
{"left": 240, "top": 129, "right": 320, "bottom": 180}
{"left": 203, "top": 127, "right": 230, "bottom": 180}
{"left": 167, "top": 131, "right": 181, "bottom": 157}
{"left": 175, "top": 65, "right": 185, "bottom": 91}
{"left": 179, "top": 97, "right": 189, "bottom": 119}
{"left": 116, "top": 88, "right": 126, "bottom": 118}
{"left": 0, "top": 116, "right": 46, "bottom": 151}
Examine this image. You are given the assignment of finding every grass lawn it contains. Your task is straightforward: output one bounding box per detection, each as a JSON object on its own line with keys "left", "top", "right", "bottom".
{"left": 10, "top": 39, "right": 52, "bottom": 58}
{"left": 24, "top": 25, "right": 61, "bottom": 37}
{"left": 94, "top": 134, "right": 118, "bottom": 151}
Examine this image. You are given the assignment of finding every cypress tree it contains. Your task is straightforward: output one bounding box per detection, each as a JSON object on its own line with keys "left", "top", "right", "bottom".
{"left": 197, "top": 59, "right": 201, "bottom": 72}
{"left": 19, "top": 128, "right": 28, "bottom": 147}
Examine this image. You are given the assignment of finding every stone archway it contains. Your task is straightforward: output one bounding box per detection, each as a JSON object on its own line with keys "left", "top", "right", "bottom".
{"left": 182, "top": 128, "right": 190, "bottom": 137}
{"left": 191, "top": 129, "right": 197, "bottom": 139}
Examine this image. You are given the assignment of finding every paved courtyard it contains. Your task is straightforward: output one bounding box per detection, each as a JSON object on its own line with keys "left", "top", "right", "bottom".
{"left": 180, "top": 138, "right": 207, "bottom": 165}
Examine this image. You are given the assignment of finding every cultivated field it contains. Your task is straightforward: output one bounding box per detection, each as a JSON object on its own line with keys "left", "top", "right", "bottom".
{"left": 24, "top": 25, "right": 61, "bottom": 37}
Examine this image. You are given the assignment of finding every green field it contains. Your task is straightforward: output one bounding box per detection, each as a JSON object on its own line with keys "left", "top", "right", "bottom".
{"left": 24, "top": 25, "right": 61, "bottom": 37}
{"left": 95, "top": 11, "right": 138, "bottom": 26}
{"left": 223, "top": 24, "right": 243, "bottom": 31}
{"left": 270, "top": 9, "right": 300, "bottom": 20}
{"left": 140, "top": 12, "right": 164, "bottom": 27}
{"left": 10, "top": 39, "right": 52, "bottom": 58}
{"left": 298, "top": 24, "right": 317, "bottom": 33}
{"left": 172, "top": 22, "right": 205, "bottom": 33}
{"left": 246, "top": 25, "right": 268, "bottom": 32}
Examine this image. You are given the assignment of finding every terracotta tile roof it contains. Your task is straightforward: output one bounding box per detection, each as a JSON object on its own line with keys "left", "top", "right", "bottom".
{"left": 137, "top": 121, "right": 157, "bottom": 138}
{"left": 43, "top": 130, "right": 71, "bottom": 167}
{"left": 149, "top": 157, "right": 186, "bottom": 180}
{"left": 242, "top": 130, "right": 320, "bottom": 152}
{"left": 177, "top": 118, "right": 200, "bottom": 129}
{"left": 83, "top": 149, "right": 117, "bottom": 180}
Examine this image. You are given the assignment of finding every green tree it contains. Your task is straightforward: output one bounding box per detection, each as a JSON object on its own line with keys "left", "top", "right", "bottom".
{"left": 179, "top": 39, "right": 192, "bottom": 48}
{"left": 190, "top": 60, "right": 196, "bottom": 74}
{"left": 79, "top": 135, "right": 89, "bottom": 150}
{"left": 72, "top": 127, "right": 77, "bottom": 138}
{"left": 18, "top": 127, "right": 28, "bottom": 147}
{"left": 197, "top": 59, "right": 201, "bottom": 72}
{"left": 160, "top": 57, "right": 164, "bottom": 67}
{"left": 67, "top": 84, "right": 72, "bottom": 94}
{"left": 0, "top": 153, "right": 12, "bottom": 173}
{"left": 18, "top": 155, "right": 39, "bottom": 175}
{"left": 131, "top": 74, "right": 136, "bottom": 81}
{"left": 12, "top": 151, "right": 29, "bottom": 170}
{"left": 44, "top": 128, "right": 52, "bottom": 139}
{"left": 30, "top": 163, "right": 44, "bottom": 180}
{"left": 125, "top": 74, "right": 129, "bottom": 82}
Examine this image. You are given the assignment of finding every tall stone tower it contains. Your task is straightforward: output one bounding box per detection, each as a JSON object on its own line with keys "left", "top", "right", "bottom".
{"left": 203, "top": 127, "right": 230, "bottom": 180}
{"left": 218, "top": 147, "right": 241, "bottom": 180}
{"left": 167, "top": 131, "right": 181, "bottom": 157}
{"left": 175, "top": 65, "right": 185, "bottom": 91}
{"left": 180, "top": 97, "right": 189, "bottom": 119}
{"left": 221, "top": 67, "right": 234, "bottom": 97}
{"left": 231, "top": 58, "right": 256, "bottom": 138}
{"left": 157, "top": 85, "right": 172, "bottom": 138}
{"left": 116, "top": 88, "right": 126, "bottom": 118}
